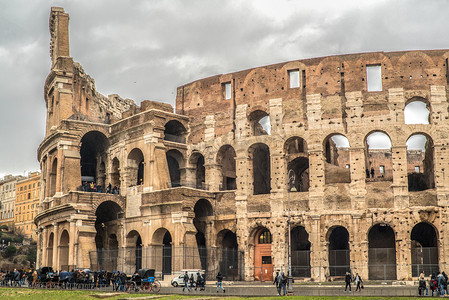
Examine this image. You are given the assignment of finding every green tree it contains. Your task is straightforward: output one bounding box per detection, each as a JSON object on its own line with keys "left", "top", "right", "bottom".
{"left": 3, "top": 245, "right": 17, "bottom": 258}
{"left": 26, "top": 247, "right": 37, "bottom": 266}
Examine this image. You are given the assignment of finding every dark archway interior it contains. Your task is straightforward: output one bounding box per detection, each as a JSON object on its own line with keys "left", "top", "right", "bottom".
{"left": 111, "top": 158, "right": 120, "bottom": 188}
{"left": 408, "top": 135, "right": 434, "bottom": 192}
{"left": 136, "top": 235, "right": 142, "bottom": 271}
{"left": 368, "top": 224, "right": 396, "bottom": 280}
{"left": 288, "top": 157, "right": 309, "bottom": 192}
{"left": 252, "top": 144, "right": 271, "bottom": 195}
{"left": 95, "top": 201, "right": 122, "bottom": 226}
{"left": 291, "top": 226, "right": 311, "bottom": 277}
{"left": 195, "top": 155, "right": 205, "bottom": 189}
{"left": 222, "top": 231, "right": 238, "bottom": 249}
{"left": 162, "top": 231, "right": 172, "bottom": 275}
{"left": 166, "top": 152, "right": 181, "bottom": 187}
{"left": 411, "top": 222, "right": 438, "bottom": 276}
{"left": 164, "top": 120, "right": 187, "bottom": 143}
{"left": 193, "top": 199, "right": 213, "bottom": 271}
{"left": 217, "top": 145, "right": 236, "bottom": 190}
{"left": 128, "top": 149, "right": 144, "bottom": 186}
{"left": 249, "top": 110, "right": 270, "bottom": 136}
{"left": 328, "top": 226, "right": 350, "bottom": 276}
{"left": 80, "top": 131, "right": 109, "bottom": 182}
{"left": 286, "top": 137, "right": 306, "bottom": 155}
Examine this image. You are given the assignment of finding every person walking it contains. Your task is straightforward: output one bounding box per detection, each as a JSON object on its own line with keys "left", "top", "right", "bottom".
{"left": 273, "top": 271, "right": 281, "bottom": 296}
{"left": 437, "top": 271, "right": 445, "bottom": 296}
{"left": 280, "top": 272, "right": 288, "bottom": 296}
{"left": 354, "top": 273, "right": 363, "bottom": 292}
{"left": 344, "top": 271, "right": 352, "bottom": 292}
{"left": 418, "top": 271, "right": 428, "bottom": 296}
{"left": 370, "top": 167, "right": 375, "bottom": 178}
{"left": 182, "top": 271, "right": 190, "bottom": 292}
{"left": 216, "top": 272, "right": 225, "bottom": 293}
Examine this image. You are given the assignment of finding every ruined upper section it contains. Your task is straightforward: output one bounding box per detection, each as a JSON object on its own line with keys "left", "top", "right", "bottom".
{"left": 176, "top": 50, "right": 449, "bottom": 143}
{"left": 49, "top": 7, "right": 70, "bottom": 66}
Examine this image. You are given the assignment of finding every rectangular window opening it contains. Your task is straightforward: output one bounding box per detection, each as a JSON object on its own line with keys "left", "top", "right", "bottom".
{"left": 367, "top": 65, "right": 382, "bottom": 92}
{"left": 415, "top": 166, "right": 420, "bottom": 173}
{"left": 223, "top": 82, "right": 231, "bottom": 100}
{"left": 379, "top": 165, "right": 385, "bottom": 174}
{"left": 288, "top": 69, "right": 300, "bottom": 88}
{"left": 261, "top": 256, "right": 272, "bottom": 265}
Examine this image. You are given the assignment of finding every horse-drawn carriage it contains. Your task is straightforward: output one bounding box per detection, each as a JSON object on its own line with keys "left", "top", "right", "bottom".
{"left": 126, "top": 269, "right": 160, "bottom": 292}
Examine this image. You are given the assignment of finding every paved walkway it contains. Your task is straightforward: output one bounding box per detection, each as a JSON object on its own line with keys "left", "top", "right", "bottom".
{"left": 162, "top": 282, "right": 425, "bottom": 297}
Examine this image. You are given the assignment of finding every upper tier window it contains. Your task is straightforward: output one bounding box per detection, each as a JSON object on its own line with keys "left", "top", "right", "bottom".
{"left": 366, "top": 65, "right": 382, "bottom": 92}
{"left": 288, "top": 69, "right": 300, "bottom": 88}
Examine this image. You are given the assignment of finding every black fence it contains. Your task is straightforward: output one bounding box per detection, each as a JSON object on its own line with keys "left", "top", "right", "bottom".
{"left": 89, "top": 246, "right": 244, "bottom": 281}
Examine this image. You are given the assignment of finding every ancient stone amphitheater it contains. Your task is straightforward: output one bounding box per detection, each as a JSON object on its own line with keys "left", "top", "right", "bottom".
{"left": 36, "top": 7, "right": 449, "bottom": 282}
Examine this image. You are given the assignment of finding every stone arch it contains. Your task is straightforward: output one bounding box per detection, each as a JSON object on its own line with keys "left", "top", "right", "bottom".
{"left": 110, "top": 157, "right": 120, "bottom": 190}
{"left": 152, "top": 228, "right": 172, "bottom": 275}
{"left": 59, "top": 230, "right": 69, "bottom": 271}
{"left": 189, "top": 151, "right": 205, "bottom": 189}
{"left": 216, "top": 229, "right": 240, "bottom": 280}
{"left": 368, "top": 223, "right": 397, "bottom": 280}
{"left": 327, "top": 226, "right": 350, "bottom": 276}
{"left": 248, "top": 110, "right": 271, "bottom": 136}
{"left": 164, "top": 120, "right": 187, "bottom": 143}
{"left": 364, "top": 130, "right": 393, "bottom": 181}
{"left": 284, "top": 136, "right": 308, "bottom": 156}
{"left": 242, "top": 67, "right": 277, "bottom": 99}
{"left": 127, "top": 148, "right": 144, "bottom": 186}
{"left": 406, "top": 133, "right": 435, "bottom": 192}
{"left": 126, "top": 230, "right": 143, "bottom": 272}
{"left": 193, "top": 199, "right": 213, "bottom": 270}
{"left": 248, "top": 143, "right": 271, "bottom": 195}
{"left": 216, "top": 145, "right": 236, "bottom": 190}
{"left": 323, "top": 133, "right": 351, "bottom": 184}
{"left": 49, "top": 157, "right": 57, "bottom": 197}
{"left": 290, "top": 225, "right": 311, "bottom": 277}
{"left": 404, "top": 97, "right": 431, "bottom": 125}
{"left": 411, "top": 222, "right": 439, "bottom": 277}
{"left": 80, "top": 131, "right": 109, "bottom": 186}
{"left": 47, "top": 232, "right": 54, "bottom": 266}
{"left": 166, "top": 149, "right": 184, "bottom": 187}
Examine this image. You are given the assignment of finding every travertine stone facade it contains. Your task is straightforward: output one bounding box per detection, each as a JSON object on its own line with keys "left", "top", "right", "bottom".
{"left": 36, "top": 7, "right": 449, "bottom": 281}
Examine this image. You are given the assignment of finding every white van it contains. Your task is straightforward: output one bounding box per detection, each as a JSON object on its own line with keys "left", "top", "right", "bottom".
{"left": 171, "top": 269, "right": 204, "bottom": 287}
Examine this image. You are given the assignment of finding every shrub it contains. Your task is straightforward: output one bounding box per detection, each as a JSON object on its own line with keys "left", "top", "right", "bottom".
{"left": 3, "top": 245, "right": 17, "bottom": 258}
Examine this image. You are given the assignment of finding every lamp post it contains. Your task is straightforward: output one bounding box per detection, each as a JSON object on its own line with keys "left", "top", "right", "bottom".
{"left": 287, "top": 169, "right": 296, "bottom": 292}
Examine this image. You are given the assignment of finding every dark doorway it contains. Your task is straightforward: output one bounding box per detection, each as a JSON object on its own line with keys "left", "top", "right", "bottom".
{"left": 368, "top": 224, "right": 396, "bottom": 280}
{"left": 162, "top": 231, "right": 172, "bottom": 275}
{"left": 411, "top": 222, "right": 438, "bottom": 276}
{"left": 291, "top": 226, "right": 311, "bottom": 277}
{"left": 328, "top": 226, "right": 350, "bottom": 276}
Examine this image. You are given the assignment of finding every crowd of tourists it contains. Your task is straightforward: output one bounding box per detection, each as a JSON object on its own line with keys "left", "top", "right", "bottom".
{"left": 419, "top": 270, "right": 449, "bottom": 296}
{"left": 79, "top": 182, "right": 120, "bottom": 194}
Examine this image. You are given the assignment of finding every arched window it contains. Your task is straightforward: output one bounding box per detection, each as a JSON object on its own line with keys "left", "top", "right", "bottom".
{"left": 258, "top": 229, "right": 272, "bottom": 244}
{"left": 407, "top": 134, "right": 434, "bottom": 192}
{"left": 324, "top": 134, "right": 350, "bottom": 184}
{"left": 365, "top": 132, "right": 392, "bottom": 181}
{"left": 249, "top": 110, "right": 271, "bottom": 136}
{"left": 249, "top": 143, "right": 271, "bottom": 195}
{"left": 164, "top": 120, "right": 187, "bottom": 143}
{"left": 404, "top": 99, "right": 430, "bottom": 124}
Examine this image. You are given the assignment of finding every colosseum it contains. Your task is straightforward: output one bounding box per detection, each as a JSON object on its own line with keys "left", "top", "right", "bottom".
{"left": 35, "top": 7, "right": 449, "bottom": 282}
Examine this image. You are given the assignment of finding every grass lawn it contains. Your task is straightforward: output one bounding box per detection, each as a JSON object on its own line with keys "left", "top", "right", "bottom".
{"left": 0, "top": 288, "right": 431, "bottom": 300}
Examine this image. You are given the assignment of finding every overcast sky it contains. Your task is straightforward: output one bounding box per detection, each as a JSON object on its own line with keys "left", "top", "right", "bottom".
{"left": 0, "top": 0, "right": 448, "bottom": 179}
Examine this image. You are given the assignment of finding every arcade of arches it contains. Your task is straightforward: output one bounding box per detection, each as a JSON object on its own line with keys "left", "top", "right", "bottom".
{"left": 37, "top": 11, "right": 449, "bottom": 283}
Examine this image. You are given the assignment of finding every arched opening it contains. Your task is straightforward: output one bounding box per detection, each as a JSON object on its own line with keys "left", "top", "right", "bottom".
{"left": 126, "top": 230, "right": 143, "bottom": 272}
{"left": 249, "top": 110, "right": 271, "bottom": 135}
{"left": 368, "top": 224, "right": 397, "bottom": 280}
{"left": 288, "top": 157, "right": 309, "bottom": 192}
{"left": 291, "top": 226, "right": 311, "bottom": 277}
{"left": 194, "top": 199, "right": 213, "bottom": 271}
{"left": 249, "top": 143, "right": 271, "bottom": 195}
{"left": 111, "top": 157, "right": 120, "bottom": 191}
{"left": 153, "top": 228, "right": 172, "bottom": 275}
{"left": 166, "top": 149, "right": 184, "bottom": 187}
{"left": 365, "top": 132, "right": 392, "bottom": 181}
{"left": 127, "top": 148, "right": 144, "bottom": 186}
{"left": 407, "top": 134, "right": 434, "bottom": 191}
{"left": 189, "top": 153, "right": 205, "bottom": 189}
{"left": 164, "top": 120, "right": 187, "bottom": 143}
{"left": 217, "top": 145, "right": 236, "bottom": 191}
{"left": 80, "top": 131, "right": 109, "bottom": 187}
{"left": 328, "top": 226, "right": 350, "bottom": 277}
{"left": 404, "top": 99, "right": 430, "bottom": 125}
{"left": 217, "top": 230, "right": 240, "bottom": 281}
{"left": 50, "top": 158, "right": 57, "bottom": 196}
{"left": 324, "top": 134, "right": 351, "bottom": 184}
{"left": 95, "top": 201, "right": 122, "bottom": 271}
{"left": 59, "top": 230, "right": 69, "bottom": 271}
{"left": 254, "top": 227, "right": 273, "bottom": 281}
{"left": 47, "top": 232, "right": 54, "bottom": 266}
{"left": 411, "top": 222, "right": 438, "bottom": 276}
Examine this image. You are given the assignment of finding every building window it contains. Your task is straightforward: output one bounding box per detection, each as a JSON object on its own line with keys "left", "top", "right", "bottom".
{"left": 415, "top": 166, "right": 420, "bottom": 173}
{"left": 288, "top": 69, "right": 300, "bottom": 88}
{"left": 27, "top": 193, "right": 30, "bottom": 199}
{"left": 222, "top": 82, "right": 232, "bottom": 100}
{"left": 379, "top": 165, "right": 385, "bottom": 174}
{"left": 258, "top": 229, "right": 272, "bottom": 244}
{"left": 345, "top": 164, "right": 350, "bottom": 168}
{"left": 367, "top": 65, "right": 382, "bottom": 92}
{"left": 261, "top": 256, "right": 272, "bottom": 264}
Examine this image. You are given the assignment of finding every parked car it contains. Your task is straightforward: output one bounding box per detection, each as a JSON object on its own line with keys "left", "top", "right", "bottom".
{"left": 171, "top": 269, "right": 204, "bottom": 287}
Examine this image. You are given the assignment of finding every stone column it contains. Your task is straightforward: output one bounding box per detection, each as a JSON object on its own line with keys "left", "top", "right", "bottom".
{"left": 205, "top": 163, "right": 221, "bottom": 191}
{"left": 309, "top": 215, "right": 324, "bottom": 281}
{"left": 349, "top": 147, "right": 367, "bottom": 209}
{"left": 68, "top": 221, "right": 76, "bottom": 268}
{"left": 308, "top": 150, "right": 325, "bottom": 210}
{"left": 40, "top": 227, "right": 48, "bottom": 268}
{"left": 392, "top": 145, "right": 409, "bottom": 209}
{"left": 52, "top": 223, "right": 59, "bottom": 269}
{"left": 396, "top": 226, "right": 411, "bottom": 280}
{"left": 350, "top": 214, "right": 368, "bottom": 279}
